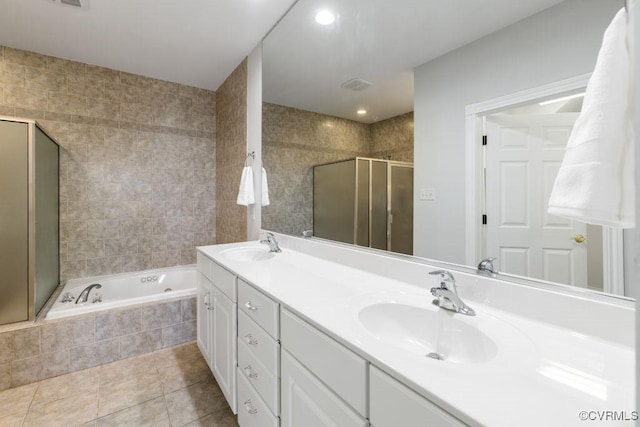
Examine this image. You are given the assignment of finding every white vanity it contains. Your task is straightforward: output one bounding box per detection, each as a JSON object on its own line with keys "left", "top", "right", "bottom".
{"left": 196, "top": 233, "right": 635, "bottom": 427}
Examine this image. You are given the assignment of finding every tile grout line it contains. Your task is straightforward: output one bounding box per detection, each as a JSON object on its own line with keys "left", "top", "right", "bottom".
{"left": 94, "top": 363, "right": 103, "bottom": 423}
{"left": 156, "top": 353, "right": 176, "bottom": 427}
{"left": 21, "top": 379, "right": 42, "bottom": 427}
{"left": 161, "top": 386, "right": 174, "bottom": 427}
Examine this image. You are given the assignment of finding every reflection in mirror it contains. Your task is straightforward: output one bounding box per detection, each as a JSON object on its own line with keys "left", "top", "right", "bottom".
{"left": 481, "top": 97, "right": 608, "bottom": 291}
{"left": 261, "top": 0, "right": 633, "bottom": 298}
{"left": 262, "top": 103, "right": 414, "bottom": 252}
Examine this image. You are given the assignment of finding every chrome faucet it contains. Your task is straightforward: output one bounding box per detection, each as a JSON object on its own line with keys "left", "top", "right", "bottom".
{"left": 260, "top": 232, "right": 282, "bottom": 253}
{"left": 76, "top": 283, "right": 102, "bottom": 304}
{"left": 429, "top": 270, "right": 475, "bottom": 316}
{"left": 477, "top": 257, "right": 498, "bottom": 276}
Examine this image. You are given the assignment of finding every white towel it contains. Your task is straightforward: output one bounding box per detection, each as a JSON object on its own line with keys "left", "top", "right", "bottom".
{"left": 261, "top": 167, "right": 270, "bottom": 206}
{"left": 548, "top": 8, "right": 634, "bottom": 228}
{"left": 236, "top": 166, "right": 255, "bottom": 206}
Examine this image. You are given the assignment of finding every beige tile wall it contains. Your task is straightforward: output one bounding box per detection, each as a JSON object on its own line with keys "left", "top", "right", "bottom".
{"left": 0, "top": 297, "right": 196, "bottom": 391}
{"left": 0, "top": 46, "right": 217, "bottom": 281}
{"left": 215, "top": 59, "right": 247, "bottom": 243}
{"left": 262, "top": 103, "right": 413, "bottom": 236}
{"left": 369, "top": 112, "right": 414, "bottom": 162}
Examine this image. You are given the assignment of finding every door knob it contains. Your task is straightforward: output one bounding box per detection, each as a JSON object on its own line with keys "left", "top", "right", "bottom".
{"left": 573, "top": 234, "right": 586, "bottom": 243}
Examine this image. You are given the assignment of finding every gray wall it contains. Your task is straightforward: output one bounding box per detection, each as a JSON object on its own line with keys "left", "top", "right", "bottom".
{"left": 413, "top": 0, "right": 622, "bottom": 263}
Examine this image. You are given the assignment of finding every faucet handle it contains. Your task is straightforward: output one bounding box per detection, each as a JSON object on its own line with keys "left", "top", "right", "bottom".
{"left": 428, "top": 270, "right": 455, "bottom": 287}
{"left": 477, "top": 257, "right": 498, "bottom": 275}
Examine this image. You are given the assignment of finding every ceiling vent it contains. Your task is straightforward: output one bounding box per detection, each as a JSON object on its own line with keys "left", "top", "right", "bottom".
{"left": 341, "top": 78, "right": 372, "bottom": 92}
{"left": 44, "top": 0, "right": 90, "bottom": 10}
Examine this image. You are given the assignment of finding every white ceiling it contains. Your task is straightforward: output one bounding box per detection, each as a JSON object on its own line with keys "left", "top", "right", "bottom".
{"left": 0, "top": 0, "right": 297, "bottom": 90}
{"left": 263, "top": 0, "right": 566, "bottom": 123}
{"left": 0, "top": 0, "right": 567, "bottom": 107}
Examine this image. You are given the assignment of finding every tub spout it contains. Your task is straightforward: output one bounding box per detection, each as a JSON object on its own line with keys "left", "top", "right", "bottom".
{"left": 76, "top": 284, "right": 102, "bottom": 304}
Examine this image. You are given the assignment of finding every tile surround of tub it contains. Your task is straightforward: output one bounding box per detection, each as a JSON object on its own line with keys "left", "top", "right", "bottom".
{"left": 0, "top": 296, "right": 196, "bottom": 391}
{"left": 215, "top": 58, "right": 248, "bottom": 243}
{"left": 0, "top": 45, "right": 217, "bottom": 282}
{"left": 262, "top": 103, "right": 414, "bottom": 235}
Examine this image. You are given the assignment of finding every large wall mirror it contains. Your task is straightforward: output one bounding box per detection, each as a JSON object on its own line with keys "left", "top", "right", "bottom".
{"left": 262, "top": 0, "right": 634, "bottom": 300}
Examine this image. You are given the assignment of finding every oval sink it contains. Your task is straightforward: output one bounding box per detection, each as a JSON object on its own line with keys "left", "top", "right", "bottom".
{"left": 358, "top": 303, "right": 498, "bottom": 364}
{"left": 220, "top": 247, "right": 275, "bottom": 262}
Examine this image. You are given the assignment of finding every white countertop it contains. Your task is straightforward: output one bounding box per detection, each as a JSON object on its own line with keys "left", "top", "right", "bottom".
{"left": 198, "top": 237, "right": 635, "bottom": 427}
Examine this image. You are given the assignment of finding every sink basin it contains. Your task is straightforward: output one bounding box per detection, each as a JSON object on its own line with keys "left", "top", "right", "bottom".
{"left": 220, "top": 247, "right": 275, "bottom": 262}
{"left": 358, "top": 303, "right": 497, "bottom": 364}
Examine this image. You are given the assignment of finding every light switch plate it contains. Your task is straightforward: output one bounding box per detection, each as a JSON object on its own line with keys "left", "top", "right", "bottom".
{"left": 419, "top": 188, "right": 435, "bottom": 201}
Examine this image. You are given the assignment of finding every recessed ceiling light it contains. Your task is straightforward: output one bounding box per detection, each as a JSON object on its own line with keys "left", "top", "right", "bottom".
{"left": 315, "top": 10, "right": 336, "bottom": 25}
{"left": 538, "top": 92, "right": 585, "bottom": 106}
{"left": 357, "top": 109, "right": 367, "bottom": 115}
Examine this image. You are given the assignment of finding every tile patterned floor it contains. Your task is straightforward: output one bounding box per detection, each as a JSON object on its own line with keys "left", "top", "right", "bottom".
{"left": 0, "top": 342, "right": 238, "bottom": 427}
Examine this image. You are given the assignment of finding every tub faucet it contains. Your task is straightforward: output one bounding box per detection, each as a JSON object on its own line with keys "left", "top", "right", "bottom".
{"left": 477, "top": 257, "right": 498, "bottom": 276}
{"left": 260, "top": 232, "right": 282, "bottom": 253}
{"left": 76, "top": 283, "right": 102, "bottom": 304}
{"left": 429, "top": 270, "right": 475, "bottom": 316}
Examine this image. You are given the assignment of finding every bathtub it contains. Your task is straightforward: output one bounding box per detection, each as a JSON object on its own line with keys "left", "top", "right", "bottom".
{"left": 46, "top": 265, "right": 197, "bottom": 320}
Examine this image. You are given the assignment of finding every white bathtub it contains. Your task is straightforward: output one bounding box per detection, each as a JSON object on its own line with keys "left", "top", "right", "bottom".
{"left": 46, "top": 265, "right": 197, "bottom": 320}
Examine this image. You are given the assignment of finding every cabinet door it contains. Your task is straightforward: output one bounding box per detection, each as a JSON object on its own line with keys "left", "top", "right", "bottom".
{"left": 281, "top": 309, "right": 367, "bottom": 416}
{"left": 196, "top": 273, "right": 212, "bottom": 367}
{"left": 370, "top": 366, "right": 465, "bottom": 427}
{"left": 281, "top": 350, "right": 368, "bottom": 427}
{"left": 211, "top": 286, "right": 238, "bottom": 414}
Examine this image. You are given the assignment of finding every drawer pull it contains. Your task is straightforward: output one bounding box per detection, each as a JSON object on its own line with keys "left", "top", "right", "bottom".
{"left": 244, "top": 301, "right": 259, "bottom": 311}
{"left": 203, "top": 294, "right": 209, "bottom": 306}
{"left": 243, "top": 399, "right": 258, "bottom": 415}
{"left": 243, "top": 365, "right": 259, "bottom": 379}
{"left": 244, "top": 334, "right": 258, "bottom": 346}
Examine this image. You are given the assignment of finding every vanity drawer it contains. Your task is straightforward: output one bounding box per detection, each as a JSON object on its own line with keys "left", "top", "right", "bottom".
{"left": 196, "top": 252, "right": 237, "bottom": 302}
{"left": 280, "top": 309, "right": 367, "bottom": 417}
{"left": 370, "top": 366, "right": 466, "bottom": 427}
{"left": 238, "top": 338, "right": 279, "bottom": 415}
{"left": 210, "top": 260, "right": 237, "bottom": 302}
{"left": 237, "top": 366, "right": 279, "bottom": 427}
{"left": 196, "top": 252, "right": 212, "bottom": 280}
{"left": 238, "top": 279, "right": 279, "bottom": 339}
{"left": 238, "top": 310, "right": 279, "bottom": 376}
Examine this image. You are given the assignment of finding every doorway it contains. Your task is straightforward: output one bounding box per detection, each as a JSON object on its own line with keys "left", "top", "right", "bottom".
{"left": 464, "top": 74, "right": 624, "bottom": 295}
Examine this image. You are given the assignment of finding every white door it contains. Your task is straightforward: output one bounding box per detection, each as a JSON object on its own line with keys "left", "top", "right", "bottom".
{"left": 485, "top": 113, "right": 589, "bottom": 287}
{"left": 211, "top": 285, "right": 237, "bottom": 414}
{"left": 196, "top": 273, "right": 212, "bottom": 367}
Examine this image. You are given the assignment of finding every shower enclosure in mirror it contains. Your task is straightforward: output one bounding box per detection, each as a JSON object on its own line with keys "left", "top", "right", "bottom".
{"left": 262, "top": 102, "right": 413, "bottom": 239}
{"left": 261, "top": 0, "right": 633, "bottom": 299}
{"left": 314, "top": 158, "right": 413, "bottom": 255}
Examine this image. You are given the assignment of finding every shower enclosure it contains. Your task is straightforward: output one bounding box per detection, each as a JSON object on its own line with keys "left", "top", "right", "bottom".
{"left": 313, "top": 157, "right": 413, "bottom": 255}
{"left": 0, "top": 117, "right": 60, "bottom": 325}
